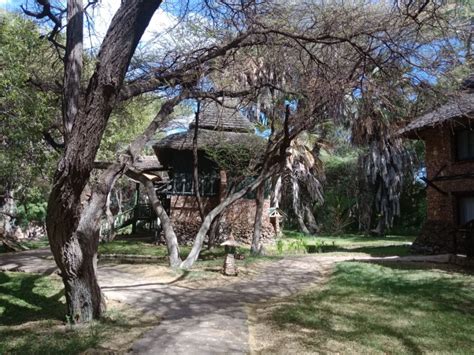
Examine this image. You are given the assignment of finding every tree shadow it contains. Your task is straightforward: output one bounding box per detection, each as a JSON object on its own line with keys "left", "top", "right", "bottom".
{"left": 271, "top": 262, "right": 474, "bottom": 353}
{"left": 0, "top": 272, "right": 65, "bottom": 326}
{"left": 306, "top": 244, "right": 412, "bottom": 257}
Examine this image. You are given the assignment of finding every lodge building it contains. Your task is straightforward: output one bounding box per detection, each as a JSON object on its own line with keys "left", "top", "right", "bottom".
{"left": 401, "top": 75, "right": 474, "bottom": 254}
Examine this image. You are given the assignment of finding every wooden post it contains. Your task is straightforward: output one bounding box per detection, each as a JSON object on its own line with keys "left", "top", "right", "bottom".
{"left": 132, "top": 183, "right": 140, "bottom": 234}
{"left": 219, "top": 170, "right": 227, "bottom": 202}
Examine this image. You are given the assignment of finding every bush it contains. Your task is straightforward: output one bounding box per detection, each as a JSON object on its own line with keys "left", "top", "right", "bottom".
{"left": 316, "top": 153, "right": 359, "bottom": 234}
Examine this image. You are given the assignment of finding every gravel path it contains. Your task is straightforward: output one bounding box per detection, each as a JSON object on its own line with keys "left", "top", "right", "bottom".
{"left": 0, "top": 249, "right": 453, "bottom": 354}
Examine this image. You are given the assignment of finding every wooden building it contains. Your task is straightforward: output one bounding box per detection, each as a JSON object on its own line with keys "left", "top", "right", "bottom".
{"left": 152, "top": 101, "right": 277, "bottom": 244}
{"left": 401, "top": 75, "right": 474, "bottom": 254}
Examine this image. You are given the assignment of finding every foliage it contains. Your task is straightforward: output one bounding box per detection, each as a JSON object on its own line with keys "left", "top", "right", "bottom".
{"left": 315, "top": 142, "right": 426, "bottom": 235}
{"left": 271, "top": 262, "right": 474, "bottom": 353}
{"left": 0, "top": 14, "right": 60, "bottom": 196}
{"left": 316, "top": 152, "right": 359, "bottom": 234}
{"left": 98, "top": 96, "right": 169, "bottom": 160}
{"left": 13, "top": 186, "right": 50, "bottom": 227}
{"left": 204, "top": 135, "right": 266, "bottom": 178}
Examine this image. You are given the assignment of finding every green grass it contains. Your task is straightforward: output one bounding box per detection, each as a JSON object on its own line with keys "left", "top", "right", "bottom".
{"left": 98, "top": 240, "right": 169, "bottom": 258}
{"left": 0, "top": 271, "right": 158, "bottom": 354}
{"left": 0, "top": 271, "right": 99, "bottom": 354}
{"left": 283, "top": 230, "right": 415, "bottom": 245}
{"left": 272, "top": 262, "right": 474, "bottom": 353}
{"left": 21, "top": 238, "right": 50, "bottom": 250}
{"left": 277, "top": 231, "right": 415, "bottom": 257}
{"left": 2, "top": 231, "right": 415, "bottom": 261}
{"left": 0, "top": 237, "right": 49, "bottom": 253}
{"left": 98, "top": 240, "right": 281, "bottom": 265}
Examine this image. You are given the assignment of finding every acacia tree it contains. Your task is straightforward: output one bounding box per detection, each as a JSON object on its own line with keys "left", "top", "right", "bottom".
{"left": 19, "top": 0, "right": 191, "bottom": 322}
{"left": 21, "top": 0, "right": 271, "bottom": 322}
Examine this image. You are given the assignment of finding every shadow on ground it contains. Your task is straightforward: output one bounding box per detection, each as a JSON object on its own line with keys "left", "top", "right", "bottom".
{"left": 0, "top": 272, "right": 65, "bottom": 326}
{"left": 268, "top": 261, "right": 474, "bottom": 354}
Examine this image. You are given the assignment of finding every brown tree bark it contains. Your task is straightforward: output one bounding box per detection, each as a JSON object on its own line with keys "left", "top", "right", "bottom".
{"left": 125, "top": 169, "right": 182, "bottom": 267}
{"left": 180, "top": 166, "right": 278, "bottom": 269}
{"left": 141, "top": 179, "right": 182, "bottom": 267}
{"left": 46, "top": 0, "right": 163, "bottom": 323}
{"left": 250, "top": 182, "right": 265, "bottom": 255}
{"left": 192, "top": 101, "right": 205, "bottom": 220}
{"left": 304, "top": 204, "right": 319, "bottom": 235}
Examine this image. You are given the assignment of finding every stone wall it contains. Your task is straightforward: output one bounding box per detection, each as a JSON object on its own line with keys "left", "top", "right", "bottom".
{"left": 169, "top": 195, "right": 276, "bottom": 245}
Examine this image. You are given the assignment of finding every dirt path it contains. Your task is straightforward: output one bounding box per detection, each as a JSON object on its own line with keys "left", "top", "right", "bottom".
{"left": 0, "top": 249, "right": 454, "bottom": 354}
{"left": 112, "top": 254, "right": 451, "bottom": 354}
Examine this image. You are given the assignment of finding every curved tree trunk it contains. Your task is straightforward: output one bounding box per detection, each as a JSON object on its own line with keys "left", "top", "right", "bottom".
{"left": 291, "top": 176, "right": 310, "bottom": 234}
{"left": 207, "top": 213, "right": 222, "bottom": 249}
{"left": 251, "top": 182, "right": 265, "bottom": 255}
{"left": 180, "top": 166, "right": 277, "bottom": 269}
{"left": 46, "top": 0, "right": 163, "bottom": 323}
{"left": 304, "top": 204, "right": 319, "bottom": 234}
{"left": 103, "top": 190, "right": 116, "bottom": 242}
{"left": 141, "top": 179, "right": 181, "bottom": 267}
{"left": 0, "top": 188, "right": 16, "bottom": 239}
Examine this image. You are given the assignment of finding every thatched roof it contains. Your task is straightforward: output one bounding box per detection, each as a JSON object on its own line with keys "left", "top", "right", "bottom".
{"left": 189, "top": 101, "right": 254, "bottom": 133}
{"left": 400, "top": 75, "right": 474, "bottom": 138}
{"left": 154, "top": 128, "right": 263, "bottom": 152}
{"left": 133, "top": 156, "right": 163, "bottom": 172}
{"left": 154, "top": 100, "right": 259, "bottom": 153}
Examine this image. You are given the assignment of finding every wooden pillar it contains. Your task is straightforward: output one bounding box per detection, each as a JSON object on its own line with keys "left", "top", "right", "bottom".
{"left": 132, "top": 182, "right": 140, "bottom": 234}
{"left": 219, "top": 170, "right": 227, "bottom": 202}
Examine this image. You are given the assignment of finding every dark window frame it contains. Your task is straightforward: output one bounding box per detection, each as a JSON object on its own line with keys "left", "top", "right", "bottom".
{"left": 457, "top": 193, "right": 474, "bottom": 226}
{"left": 454, "top": 129, "right": 474, "bottom": 162}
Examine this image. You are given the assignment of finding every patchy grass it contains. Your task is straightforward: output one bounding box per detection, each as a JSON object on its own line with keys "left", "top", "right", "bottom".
{"left": 250, "top": 262, "right": 474, "bottom": 354}
{"left": 276, "top": 231, "right": 415, "bottom": 257}
{"left": 99, "top": 240, "right": 169, "bottom": 258}
{"left": 21, "top": 238, "right": 50, "bottom": 250}
{"left": 99, "top": 240, "right": 280, "bottom": 265}
{"left": 0, "top": 272, "right": 159, "bottom": 354}
{"left": 0, "top": 237, "right": 50, "bottom": 253}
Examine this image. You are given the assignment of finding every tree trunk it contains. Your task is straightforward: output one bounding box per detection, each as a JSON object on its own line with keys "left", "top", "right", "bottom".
{"left": 103, "top": 191, "right": 116, "bottom": 242}
{"left": 270, "top": 175, "right": 282, "bottom": 209}
{"left": 141, "top": 178, "right": 181, "bottom": 267}
{"left": 0, "top": 188, "right": 15, "bottom": 239}
{"left": 371, "top": 217, "right": 386, "bottom": 236}
{"left": 180, "top": 166, "right": 277, "bottom": 269}
{"left": 296, "top": 214, "right": 311, "bottom": 235}
{"left": 304, "top": 204, "right": 319, "bottom": 234}
{"left": 251, "top": 182, "right": 265, "bottom": 255}
{"left": 192, "top": 101, "right": 205, "bottom": 220}
{"left": 291, "top": 176, "right": 310, "bottom": 234}
{"left": 46, "top": 0, "right": 163, "bottom": 323}
{"left": 207, "top": 213, "right": 221, "bottom": 249}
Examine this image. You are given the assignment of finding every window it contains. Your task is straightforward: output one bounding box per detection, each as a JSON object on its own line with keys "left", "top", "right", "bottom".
{"left": 459, "top": 196, "right": 474, "bottom": 225}
{"left": 456, "top": 130, "right": 474, "bottom": 160}
{"left": 170, "top": 172, "right": 219, "bottom": 196}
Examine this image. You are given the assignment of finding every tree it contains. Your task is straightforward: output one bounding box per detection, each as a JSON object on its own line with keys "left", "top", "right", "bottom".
{"left": 0, "top": 14, "right": 60, "bottom": 240}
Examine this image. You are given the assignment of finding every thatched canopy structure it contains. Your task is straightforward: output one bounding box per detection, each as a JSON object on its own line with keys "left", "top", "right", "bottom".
{"left": 400, "top": 75, "right": 474, "bottom": 138}
{"left": 153, "top": 101, "right": 262, "bottom": 169}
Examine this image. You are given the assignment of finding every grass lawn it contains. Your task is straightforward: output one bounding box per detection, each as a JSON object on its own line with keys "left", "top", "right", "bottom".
{"left": 4, "top": 231, "right": 416, "bottom": 259}
{"left": 0, "top": 271, "right": 159, "bottom": 354}
{"left": 250, "top": 262, "right": 474, "bottom": 354}
{"left": 279, "top": 231, "right": 415, "bottom": 257}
